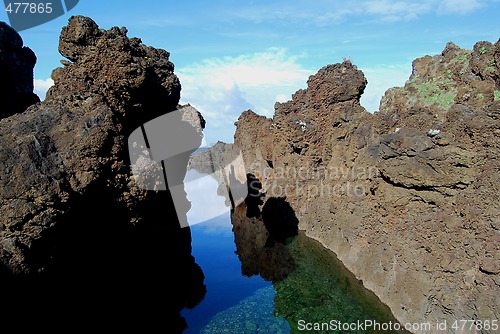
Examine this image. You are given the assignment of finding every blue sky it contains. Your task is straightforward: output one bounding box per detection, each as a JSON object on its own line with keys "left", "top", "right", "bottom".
{"left": 1, "top": 0, "right": 499, "bottom": 145}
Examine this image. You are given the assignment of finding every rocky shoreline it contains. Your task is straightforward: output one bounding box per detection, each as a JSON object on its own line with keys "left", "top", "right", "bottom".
{"left": 230, "top": 40, "right": 499, "bottom": 332}
{"left": 1, "top": 13, "right": 498, "bottom": 333}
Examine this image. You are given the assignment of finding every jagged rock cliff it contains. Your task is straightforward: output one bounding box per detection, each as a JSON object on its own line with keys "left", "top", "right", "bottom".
{"left": 234, "top": 41, "right": 499, "bottom": 332}
{"left": 0, "top": 16, "right": 205, "bottom": 331}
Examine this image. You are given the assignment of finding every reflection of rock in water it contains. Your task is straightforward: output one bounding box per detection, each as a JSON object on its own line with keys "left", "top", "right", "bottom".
{"left": 0, "top": 187, "right": 207, "bottom": 332}
{"left": 231, "top": 202, "right": 296, "bottom": 282}
{"left": 262, "top": 197, "right": 299, "bottom": 243}
{"left": 188, "top": 142, "right": 247, "bottom": 209}
{"left": 245, "top": 173, "right": 264, "bottom": 218}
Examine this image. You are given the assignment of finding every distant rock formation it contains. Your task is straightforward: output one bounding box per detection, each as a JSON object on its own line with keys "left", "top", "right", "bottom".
{"left": 234, "top": 41, "right": 499, "bottom": 332}
{"left": 0, "top": 22, "right": 39, "bottom": 118}
{"left": 0, "top": 16, "right": 205, "bottom": 331}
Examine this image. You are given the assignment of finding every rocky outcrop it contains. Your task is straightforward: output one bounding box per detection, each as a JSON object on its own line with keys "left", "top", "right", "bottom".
{"left": 0, "top": 15, "right": 184, "bottom": 273}
{"left": 0, "top": 22, "right": 39, "bottom": 118}
{"left": 234, "top": 41, "right": 499, "bottom": 333}
{"left": 0, "top": 17, "right": 205, "bottom": 331}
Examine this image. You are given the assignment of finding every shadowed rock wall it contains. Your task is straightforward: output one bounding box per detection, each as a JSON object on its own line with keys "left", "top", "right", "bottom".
{"left": 0, "top": 16, "right": 205, "bottom": 332}
{"left": 0, "top": 22, "right": 39, "bottom": 117}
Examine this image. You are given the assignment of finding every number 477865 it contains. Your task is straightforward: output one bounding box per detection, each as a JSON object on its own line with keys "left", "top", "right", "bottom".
{"left": 5, "top": 2, "right": 53, "bottom": 14}
{"left": 452, "top": 320, "right": 498, "bottom": 331}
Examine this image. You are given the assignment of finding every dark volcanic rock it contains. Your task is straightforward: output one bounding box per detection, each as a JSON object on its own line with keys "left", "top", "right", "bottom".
{"left": 234, "top": 44, "right": 499, "bottom": 332}
{"left": 0, "top": 22, "right": 40, "bottom": 118}
{"left": 0, "top": 16, "right": 205, "bottom": 331}
{"left": 50, "top": 15, "right": 181, "bottom": 125}
{"left": 0, "top": 15, "right": 185, "bottom": 273}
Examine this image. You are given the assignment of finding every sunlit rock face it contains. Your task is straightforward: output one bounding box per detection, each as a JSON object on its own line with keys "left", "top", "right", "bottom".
{"left": 234, "top": 42, "right": 500, "bottom": 331}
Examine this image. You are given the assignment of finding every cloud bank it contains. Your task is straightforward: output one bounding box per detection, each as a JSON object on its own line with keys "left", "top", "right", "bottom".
{"left": 227, "top": 0, "right": 489, "bottom": 24}
{"left": 177, "top": 48, "right": 311, "bottom": 144}
{"left": 178, "top": 48, "right": 414, "bottom": 143}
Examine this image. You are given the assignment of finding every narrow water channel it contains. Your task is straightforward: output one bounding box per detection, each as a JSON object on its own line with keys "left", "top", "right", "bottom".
{"left": 181, "top": 169, "right": 404, "bottom": 333}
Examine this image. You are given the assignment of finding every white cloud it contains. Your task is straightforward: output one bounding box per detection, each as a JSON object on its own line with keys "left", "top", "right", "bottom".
{"left": 315, "top": 8, "right": 352, "bottom": 25}
{"left": 360, "top": 0, "right": 488, "bottom": 19}
{"left": 178, "top": 49, "right": 414, "bottom": 142}
{"left": 360, "top": 64, "right": 412, "bottom": 112}
{"left": 34, "top": 78, "right": 54, "bottom": 100}
{"left": 437, "top": 0, "right": 484, "bottom": 14}
{"left": 177, "top": 48, "right": 311, "bottom": 144}
{"left": 363, "top": 0, "right": 432, "bottom": 21}
{"left": 224, "top": 0, "right": 488, "bottom": 25}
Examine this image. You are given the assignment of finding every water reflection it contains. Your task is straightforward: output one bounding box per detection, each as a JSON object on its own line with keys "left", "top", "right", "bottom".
{"left": 232, "top": 202, "right": 297, "bottom": 282}
{"left": 185, "top": 169, "right": 230, "bottom": 227}
{"left": 181, "top": 211, "right": 274, "bottom": 333}
{"left": 184, "top": 149, "right": 405, "bottom": 333}
{"left": 1, "top": 179, "right": 207, "bottom": 333}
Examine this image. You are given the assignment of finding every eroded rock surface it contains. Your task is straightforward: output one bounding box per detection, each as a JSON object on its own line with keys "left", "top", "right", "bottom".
{"left": 234, "top": 41, "right": 499, "bottom": 332}
{"left": 0, "top": 15, "right": 184, "bottom": 273}
{"left": 0, "top": 17, "right": 205, "bottom": 332}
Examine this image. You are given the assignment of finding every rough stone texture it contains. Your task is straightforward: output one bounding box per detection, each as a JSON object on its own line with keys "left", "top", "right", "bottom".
{"left": 0, "top": 17, "right": 205, "bottom": 331}
{"left": 234, "top": 41, "right": 499, "bottom": 333}
{"left": 0, "top": 22, "right": 40, "bottom": 118}
{"left": 0, "top": 15, "right": 184, "bottom": 273}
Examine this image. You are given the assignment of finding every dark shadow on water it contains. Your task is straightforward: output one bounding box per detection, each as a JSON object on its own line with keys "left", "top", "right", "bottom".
{"left": 0, "top": 182, "right": 206, "bottom": 333}
{"left": 245, "top": 173, "right": 264, "bottom": 218}
{"left": 244, "top": 173, "right": 299, "bottom": 244}
{"left": 232, "top": 176, "right": 300, "bottom": 283}
{"left": 231, "top": 179, "right": 406, "bottom": 333}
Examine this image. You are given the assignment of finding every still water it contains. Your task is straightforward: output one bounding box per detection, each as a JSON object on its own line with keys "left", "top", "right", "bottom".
{"left": 180, "top": 170, "right": 403, "bottom": 333}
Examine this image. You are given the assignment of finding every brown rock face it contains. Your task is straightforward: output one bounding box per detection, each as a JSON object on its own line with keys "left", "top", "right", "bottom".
{"left": 234, "top": 43, "right": 499, "bottom": 332}
{"left": 0, "top": 22, "right": 40, "bottom": 118}
{"left": 50, "top": 15, "right": 181, "bottom": 125}
{"left": 0, "top": 17, "right": 205, "bottom": 331}
{"left": 0, "top": 15, "right": 184, "bottom": 273}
